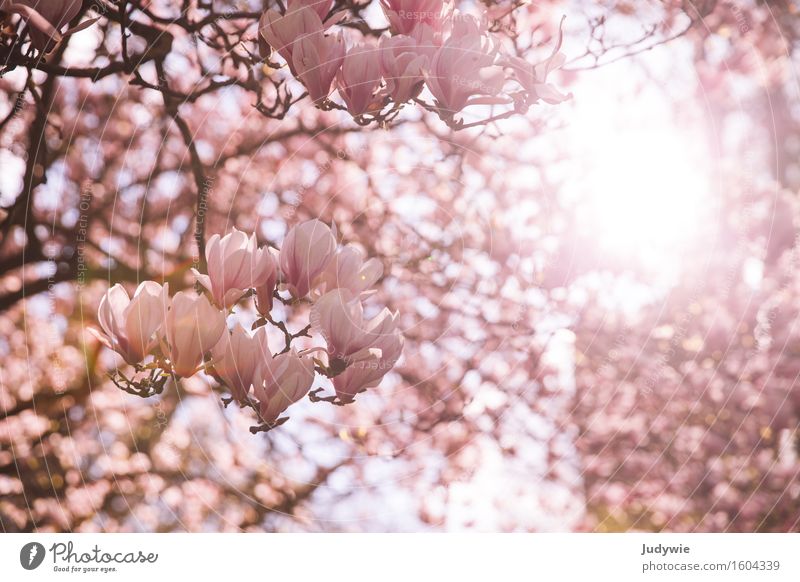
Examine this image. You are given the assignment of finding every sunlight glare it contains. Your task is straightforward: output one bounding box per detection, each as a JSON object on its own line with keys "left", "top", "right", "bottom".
{"left": 585, "top": 128, "right": 710, "bottom": 256}
{"left": 562, "top": 68, "right": 715, "bottom": 284}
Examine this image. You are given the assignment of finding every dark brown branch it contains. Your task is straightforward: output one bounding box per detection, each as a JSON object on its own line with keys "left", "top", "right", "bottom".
{"left": 155, "top": 60, "right": 210, "bottom": 270}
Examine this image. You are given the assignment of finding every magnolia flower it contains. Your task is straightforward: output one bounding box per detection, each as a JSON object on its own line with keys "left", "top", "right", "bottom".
{"left": 162, "top": 291, "right": 227, "bottom": 378}
{"left": 311, "top": 289, "right": 402, "bottom": 364}
{"left": 253, "top": 351, "right": 315, "bottom": 423}
{"left": 503, "top": 22, "right": 571, "bottom": 105}
{"left": 426, "top": 15, "right": 505, "bottom": 115}
{"left": 349, "top": 305, "right": 403, "bottom": 368}
{"left": 336, "top": 43, "right": 385, "bottom": 116}
{"left": 293, "top": 28, "right": 346, "bottom": 103}
{"left": 380, "top": 35, "right": 428, "bottom": 104}
{"left": 317, "top": 244, "right": 383, "bottom": 297}
{"left": 211, "top": 325, "right": 268, "bottom": 402}
{"left": 311, "top": 290, "right": 403, "bottom": 401}
{"left": 310, "top": 289, "right": 368, "bottom": 363}
{"left": 409, "top": 22, "right": 443, "bottom": 59}
{"left": 191, "top": 229, "right": 275, "bottom": 309}
{"left": 380, "top": 0, "right": 446, "bottom": 36}
{"left": 279, "top": 219, "right": 337, "bottom": 299}
{"left": 92, "top": 282, "right": 168, "bottom": 365}
{"left": 4, "top": 0, "right": 82, "bottom": 52}
{"left": 259, "top": 6, "right": 325, "bottom": 73}
{"left": 332, "top": 332, "right": 403, "bottom": 402}
{"left": 505, "top": 53, "right": 571, "bottom": 105}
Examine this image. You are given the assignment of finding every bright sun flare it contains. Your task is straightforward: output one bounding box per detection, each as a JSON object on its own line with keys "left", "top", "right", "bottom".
{"left": 585, "top": 128, "right": 710, "bottom": 255}
{"left": 562, "top": 70, "right": 715, "bottom": 283}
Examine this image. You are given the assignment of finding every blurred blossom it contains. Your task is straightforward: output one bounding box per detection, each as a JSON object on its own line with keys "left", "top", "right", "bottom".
{"left": 504, "top": 50, "right": 572, "bottom": 106}
{"left": 380, "top": 0, "right": 446, "bottom": 36}
{"left": 409, "top": 22, "right": 443, "bottom": 58}
{"left": 7, "top": 0, "right": 81, "bottom": 51}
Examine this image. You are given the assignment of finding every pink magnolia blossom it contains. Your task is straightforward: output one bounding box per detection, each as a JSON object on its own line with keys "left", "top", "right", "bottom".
{"left": 425, "top": 15, "right": 505, "bottom": 115}
{"left": 506, "top": 53, "right": 571, "bottom": 105}
{"left": 317, "top": 244, "right": 383, "bottom": 297}
{"left": 192, "top": 229, "right": 275, "bottom": 309}
{"left": 409, "top": 23, "right": 443, "bottom": 58}
{"left": 332, "top": 332, "right": 403, "bottom": 402}
{"left": 162, "top": 291, "right": 227, "bottom": 378}
{"left": 253, "top": 351, "right": 315, "bottom": 423}
{"left": 293, "top": 28, "right": 346, "bottom": 104}
{"left": 259, "top": 6, "right": 325, "bottom": 73}
{"left": 279, "top": 219, "right": 337, "bottom": 299}
{"left": 6, "top": 0, "right": 81, "bottom": 52}
{"left": 310, "top": 289, "right": 372, "bottom": 362}
{"left": 91, "top": 282, "right": 168, "bottom": 365}
{"left": 380, "top": 35, "right": 429, "bottom": 104}
{"left": 380, "top": 0, "right": 446, "bottom": 36}
{"left": 336, "top": 43, "right": 385, "bottom": 116}
{"left": 503, "top": 25, "right": 571, "bottom": 106}
{"left": 211, "top": 325, "right": 268, "bottom": 402}
{"left": 311, "top": 290, "right": 403, "bottom": 401}
{"left": 311, "top": 289, "right": 403, "bottom": 361}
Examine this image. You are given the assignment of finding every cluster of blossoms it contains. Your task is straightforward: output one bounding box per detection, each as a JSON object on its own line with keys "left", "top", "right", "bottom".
{"left": 91, "top": 220, "right": 403, "bottom": 433}
{"left": 259, "top": 0, "right": 570, "bottom": 126}
{"left": 3, "top": 0, "right": 569, "bottom": 127}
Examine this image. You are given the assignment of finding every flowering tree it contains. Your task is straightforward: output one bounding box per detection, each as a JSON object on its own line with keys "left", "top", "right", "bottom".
{"left": 1, "top": 0, "right": 799, "bottom": 532}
